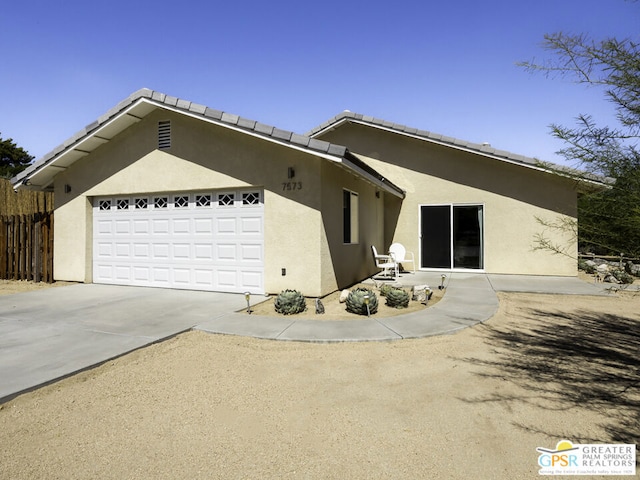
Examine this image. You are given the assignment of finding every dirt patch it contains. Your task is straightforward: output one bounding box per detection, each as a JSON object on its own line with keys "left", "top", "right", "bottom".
{"left": 245, "top": 283, "right": 445, "bottom": 320}
{"left": 0, "top": 280, "right": 74, "bottom": 296}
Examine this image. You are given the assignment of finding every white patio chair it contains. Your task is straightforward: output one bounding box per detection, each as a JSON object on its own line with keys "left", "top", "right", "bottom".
{"left": 371, "top": 245, "right": 399, "bottom": 279}
{"left": 388, "top": 243, "right": 416, "bottom": 273}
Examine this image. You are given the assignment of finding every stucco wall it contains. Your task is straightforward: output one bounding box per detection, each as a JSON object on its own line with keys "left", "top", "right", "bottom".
{"left": 316, "top": 123, "right": 578, "bottom": 276}
{"left": 52, "top": 109, "right": 349, "bottom": 296}
{"left": 319, "top": 161, "right": 386, "bottom": 292}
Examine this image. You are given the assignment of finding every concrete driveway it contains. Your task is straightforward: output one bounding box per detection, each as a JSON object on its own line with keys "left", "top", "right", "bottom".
{"left": 0, "top": 284, "right": 247, "bottom": 403}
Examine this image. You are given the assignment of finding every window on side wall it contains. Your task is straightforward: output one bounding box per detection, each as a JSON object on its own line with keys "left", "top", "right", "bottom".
{"left": 343, "top": 189, "right": 359, "bottom": 244}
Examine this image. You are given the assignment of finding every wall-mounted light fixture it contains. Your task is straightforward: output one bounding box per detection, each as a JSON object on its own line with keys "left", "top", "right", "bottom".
{"left": 375, "top": 190, "right": 380, "bottom": 198}
{"left": 64, "top": 184, "right": 72, "bottom": 194}
{"left": 288, "top": 167, "right": 295, "bottom": 179}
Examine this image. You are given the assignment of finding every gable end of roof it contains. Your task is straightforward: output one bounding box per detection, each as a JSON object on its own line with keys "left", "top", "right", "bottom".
{"left": 12, "top": 90, "right": 349, "bottom": 190}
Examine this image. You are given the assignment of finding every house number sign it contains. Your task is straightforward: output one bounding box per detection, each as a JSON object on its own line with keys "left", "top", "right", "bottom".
{"left": 282, "top": 182, "right": 303, "bottom": 191}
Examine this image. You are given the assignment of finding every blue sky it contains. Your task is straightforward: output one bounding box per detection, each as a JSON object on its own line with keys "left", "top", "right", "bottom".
{"left": 1, "top": 0, "right": 638, "bottom": 166}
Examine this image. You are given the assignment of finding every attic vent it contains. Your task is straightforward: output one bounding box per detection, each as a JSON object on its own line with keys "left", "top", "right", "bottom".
{"left": 158, "top": 121, "right": 171, "bottom": 149}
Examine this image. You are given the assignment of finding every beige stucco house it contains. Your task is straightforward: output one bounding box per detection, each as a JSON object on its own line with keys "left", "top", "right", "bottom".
{"left": 13, "top": 89, "right": 602, "bottom": 297}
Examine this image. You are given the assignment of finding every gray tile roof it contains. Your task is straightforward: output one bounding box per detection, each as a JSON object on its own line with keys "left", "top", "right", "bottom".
{"left": 13, "top": 89, "right": 606, "bottom": 193}
{"left": 134, "top": 90, "right": 347, "bottom": 157}
{"left": 307, "top": 110, "right": 540, "bottom": 164}
{"left": 306, "top": 111, "right": 610, "bottom": 185}
{"left": 12, "top": 89, "right": 349, "bottom": 185}
{"left": 13, "top": 89, "right": 407, "bottom": 197}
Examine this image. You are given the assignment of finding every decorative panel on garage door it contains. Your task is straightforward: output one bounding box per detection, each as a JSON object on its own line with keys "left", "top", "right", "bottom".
{"left": 93, "top": 190, "right": 264, "bottom": 293}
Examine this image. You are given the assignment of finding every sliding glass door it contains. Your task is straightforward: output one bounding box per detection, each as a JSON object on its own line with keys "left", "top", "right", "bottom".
{"left": 420, "top": 205, "right": 484, "bottom": 269}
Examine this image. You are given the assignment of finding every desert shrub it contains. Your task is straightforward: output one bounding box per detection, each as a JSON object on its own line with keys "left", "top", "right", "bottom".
{"left": 274, "top": 289, "right": 307, "bottom": 315}
{"left": 385, "top": 288, "right": 409, "bottom": 309}
{"left": 611, "top": 269, "right": 634, "bottom": 284}
{"left": 578, "top": 259, "right": 596, "bottom": 274}
{"left": 379, "top": 283, "right": 395, "bottom": 297}
{"left": 346, "top": 288, "right": 378, "bottom": 315}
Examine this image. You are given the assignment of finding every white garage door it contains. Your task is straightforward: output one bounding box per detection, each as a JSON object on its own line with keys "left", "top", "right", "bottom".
{"left": 93, "top": 190, "right": 264, "bottom": 293}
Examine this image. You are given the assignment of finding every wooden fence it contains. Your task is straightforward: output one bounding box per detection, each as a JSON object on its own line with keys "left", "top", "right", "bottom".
{"left": 0, "top": 178, "right": 54, "bottom": 216}
{"left": 0, "top": 212, "right": 54, "bottom": 282}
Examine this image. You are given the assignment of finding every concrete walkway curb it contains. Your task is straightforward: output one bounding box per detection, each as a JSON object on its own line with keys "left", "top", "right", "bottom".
{"left": 196, "top": 274, "right": 487, "bottom": 342}
{"left": 195, "top": 273, "right": 611, "bottom": 342}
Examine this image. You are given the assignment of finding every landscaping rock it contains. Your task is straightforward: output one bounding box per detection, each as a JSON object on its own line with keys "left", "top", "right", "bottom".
{"left": 411, "top": 284, "right": 431, "bottom": 302}
{"left": 626, "top": 261, "right": 640, "bottom": 276}
{"left": 580, "top": 256, "right": 638, "bottom": 284}
{"left": 339, "top": 289, "right": 350, "bottom": 303}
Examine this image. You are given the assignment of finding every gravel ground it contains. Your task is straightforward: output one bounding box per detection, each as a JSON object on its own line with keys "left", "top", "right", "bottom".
{"left": 0, "top": 284, "right": 638, "bottom": 479}
{"left": 0, "top": 279, "right": 72, "bottom": 296}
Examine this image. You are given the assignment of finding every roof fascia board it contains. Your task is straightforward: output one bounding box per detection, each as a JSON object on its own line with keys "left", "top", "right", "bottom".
{"left": 340, "top": 154, "right": 405, "bottom": 198}
{"left": 13, "top": 105, "right": 144, "bottom": 190}
{"left": 309, "top": 117, "right": 351, "bottom": 138}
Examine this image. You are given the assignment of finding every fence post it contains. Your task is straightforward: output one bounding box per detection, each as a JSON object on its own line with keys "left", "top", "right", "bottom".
{"left": 49, "top": 213, "right": 54, "bottom": 283}
{"left": 44, "top": 212, "right": 54, "bottom": 283}
{"left": 0, "top": 216, "right": 6, "bottom": 279}
{"left": 42, "top": 213, "right": 49, "bottom": 283}
{"left": 11, "top": 215, "right": 18, "bottom": 280}
{"left": 27, "top": 214, "right": 33, "bottom": 280}
{"left": 20, "top": 215, "right": 26, "bottom": 281}
{"left": 34, "top": 214, "right": 41, "bottom": 283}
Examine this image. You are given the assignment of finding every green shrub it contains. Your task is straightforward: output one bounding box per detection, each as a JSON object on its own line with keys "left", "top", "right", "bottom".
{"left": 385, "top": 288, "right": 409, "bottom": 309}
{"left": 612, "top": 269, "right": 634, "bottom": 284}
{"left": 578, "top": 259, "right": 596, "bottom": 274}
{"left": 379, "top": 283, "right": 395, "bottom": 297}
{"left": 274, "top": 289, "right": 307, "bottom": 315}
{"left": 346, "top": 288, "right": 378, "bottom": 315}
